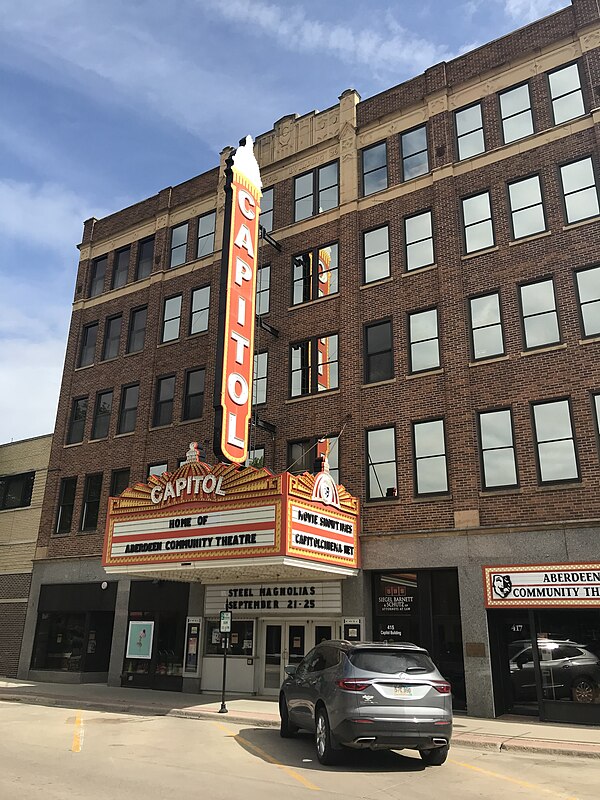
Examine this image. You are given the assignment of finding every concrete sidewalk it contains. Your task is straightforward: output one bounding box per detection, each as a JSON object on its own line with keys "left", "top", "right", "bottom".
{"left": 2, "top": 677, "right": 600, "bottom": 759}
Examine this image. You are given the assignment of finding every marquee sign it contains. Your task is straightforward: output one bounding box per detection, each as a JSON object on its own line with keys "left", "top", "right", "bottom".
{"left": 213, "top": 135, "right": 262, "bottom": 465}
{"left": 204, "top": 582, "right": 342, "bottom": 615}
{"left": 483, "top": 563, "right": 600, "bottom": 608}
{"left": 102, "top": 445, "right": 360, "bottom": 579}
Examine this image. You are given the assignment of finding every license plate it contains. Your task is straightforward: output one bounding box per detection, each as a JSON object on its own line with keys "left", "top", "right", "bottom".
{"left": 394, "top": 686, "right": 413, "bottom": 697}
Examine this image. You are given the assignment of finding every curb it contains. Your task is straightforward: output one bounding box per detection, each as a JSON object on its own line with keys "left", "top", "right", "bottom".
{"left": 3, "top": 693, "right": 600, "bottom": 759}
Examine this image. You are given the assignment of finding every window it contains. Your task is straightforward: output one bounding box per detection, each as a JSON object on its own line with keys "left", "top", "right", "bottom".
{"left": 110, "top": 468, "right": 130, "bottom": 497}
{"left": 102, "top": 315, "right": 122, "bottom": 360}
{"left": 112, "top": 247, "right": 130, "bottom": 289}
{"left": 91, "top": 390, "right": 113, "bottom": 440}
{"left": 287, "top": 436, "right": 339, "bottom": 482}
{"left": 256, "top": 264, "right": 270, "bottom": 315}
{"left": 66, "top": 398, "right": 87, "bottom": 445}
{"left": 153, "top": 375, "right": 175, "bottom": 427}
{"left": 499, "top": 83, "right": 533, "bottom": 143}
{"left": 197, "top": 211, "right": 216, "bottom": 258}
{"left": 148, "top": 463, "right": 168, "bottom": 478}
{"left": 118, "top": 384, "right": 139, "bottom": 434}
{"left": 470, "top": 292, "right": 505, "bottom": 360}
{"left": 290, "top": 335, "right": 338, "bottom": 397}
{"left": 78, "top": 322, "right": 98, "bottom": 368}
{"left": 509, "top": 175, "right": 546, "bottom": 239}
{"left": 478, "top": 409, "right": 517, "bottom": 489}
{"left": 560, "top": 158, "right": 599, "bottom": 224}
{"left": 55, "top": 477, "right": 76, "bottom": 534}
{"left": 89, "top": 256, "right": 107, "bottom": 297}
{"left": 363, "top": 226, "right": 390, "bottom": 284}
{"left": 162, "top": 295, "right": 182, "bottom": 343}
{"left": 183, "top": 368, "right": 205, "bottom": 420}
{"left": 520, "top": 278, "right": 560, "bottom": 349}
{"left": 0, "top": 471, "right": 34, "bottom": 510}
{"left": 405, "top": 211, "right": 434, "bottom": 271}
{"left": 413, "top": 419, "right": 448, "bottom": 495}
{"left": 549, "top": 63, "right": 584, "bottom": 125}
{"left": 364, "top": 320, "right": 393, "bottom": 383}
{"left": 575, "top": 266, "right": 600, "bottom": 338}
{"left": 292, "top": 243, "right": 338, "bottom": 305}
{"left": 127, "top": 307, "right": 147, "bottom": 353}
{"left": 456, "top": 103, "right": 485, "bottom": 160}
{"left": 532, "top": 399, "right": 579, "bottom": 483}
{"left": 594, "top": 394, "right": 600, "bottom": 438}
{"left": 367, "top": 427, "right": 397, "bottom": 500}
{"left": 136, "top": 237, "right": 154, "bottom": 280}
{"left": 170, "top": 222, "right": 188, "bottom": 268}
{"left": 409, "top": 308, "right": 440, "bottom": 373}
{"left": 325, "top": 436, "right": 340, "bottom": 484}
{"left": 294, "top": 162, "right": 339, "bottom": 221}
{"left": 204, "top": 620, "right": 254, "bottom": 656}
{"left": 253, "top": 352, "right": 268, "bottom": 405}
{"left": 190, "top": 286, "right": 210, "bottom": 335}
{"left": 246, "top": 446, "right": 265, "bottom": 469}
{"left": 462, "top": 191, "right": 494, "bottom": 253}
{"left": 400, "top": 125, "right": 429, "bottom": 180}
{"left": 362, "top": 142, "right": 388, "bottom": 196}
{"left": 260, "top": 187, "right": 274, "bottom": 232}
{"left": 80, "top": 473, "right": 103, "bottom": 531}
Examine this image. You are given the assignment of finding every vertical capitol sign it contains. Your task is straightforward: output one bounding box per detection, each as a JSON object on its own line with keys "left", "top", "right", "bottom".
{"left": 214, "top": 136, "right": 262, "bottom": 464}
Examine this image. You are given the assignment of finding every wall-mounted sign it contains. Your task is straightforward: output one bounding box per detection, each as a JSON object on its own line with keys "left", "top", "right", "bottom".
{"left": 214, "top": 136, "right": 262, "bottom": 465}
{"left": 204, "top": 582, "right": 342, "bottom": 616}
{"left": 183, "top": 617, "right": 201, "bottom": 674}
{"left": 376, "top": 573, "right": 418, "bottom": 615}
{"left": 288, "top": 502, "right": 356, "bottom": 568}
{"left": 126, "top": 621, "right": 154, "bottom": 659}
{"left": 483, "top": 563, "right": 600, "bottom": 608}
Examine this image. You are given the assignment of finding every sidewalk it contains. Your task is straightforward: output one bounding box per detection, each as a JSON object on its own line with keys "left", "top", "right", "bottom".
{"left": 2, "top": 677, "right": 599, "bottom": 759}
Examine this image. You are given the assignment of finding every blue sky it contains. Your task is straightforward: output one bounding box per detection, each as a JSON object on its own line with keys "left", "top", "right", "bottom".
{"left": 0, "top": 0, "right": 569, "bottom": 444}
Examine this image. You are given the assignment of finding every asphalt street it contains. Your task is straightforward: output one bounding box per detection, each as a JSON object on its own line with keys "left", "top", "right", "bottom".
{"left": 0, "top": 700, "right": 597, "bottom": 799}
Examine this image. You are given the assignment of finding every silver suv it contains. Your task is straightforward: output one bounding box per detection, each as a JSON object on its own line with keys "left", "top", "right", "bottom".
{"left": 279, "top": 640, "right": 452, "bottom": 766}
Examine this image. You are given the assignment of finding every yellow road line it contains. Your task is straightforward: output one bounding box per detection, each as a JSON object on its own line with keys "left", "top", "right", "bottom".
{"left": 213, "top": 722, "right": 320, "bottom": 791}
{"left": 71, "top": 712, "right": 84, "bottom": 753}
{"left": 449, "top": 758, "right": 578, "bottom": 800}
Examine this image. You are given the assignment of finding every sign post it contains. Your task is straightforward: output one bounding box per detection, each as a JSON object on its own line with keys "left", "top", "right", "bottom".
{"left": 218, "top": 609, "right": 233, "bottom": 713}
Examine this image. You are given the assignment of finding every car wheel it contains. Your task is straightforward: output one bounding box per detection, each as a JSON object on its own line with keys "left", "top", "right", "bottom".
{"left": 572, "top": 678, "right": 596, "bottom": 704}
{"left": 420, "top": 744, "right": 449, "bottom": 766}
{"left": 315, "top": 706, "right": 339, "bottom": 765}
{"left": 279, "top": 695, "right": 298, "bottom": 738}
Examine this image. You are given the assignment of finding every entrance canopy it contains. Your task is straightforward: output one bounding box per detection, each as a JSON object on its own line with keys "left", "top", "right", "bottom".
{"left": 102, "top": 452, "right": 360, "bottom": 584}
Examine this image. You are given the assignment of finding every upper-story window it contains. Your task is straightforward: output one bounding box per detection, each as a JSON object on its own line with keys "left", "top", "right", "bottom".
{"left": 575, "top": 265, "right": 600, "bottom": 338}
{"left": 170, "top": 222, "right": 188, "bottom": 268}
{"left": 292, "top": 243, "right": 338, "bottom": 305}
{"left": 110, "top": 468, "right": 130, "bottom": 497}
{"left": 117, "top": 384, "right": 139, "bottom": 435}
{"left": 89, "top": 256, "right": 107, "bottom": 298}
{"left": 78, "top": 322, "right": 98, "bottom": 368}
{"left": 112, "top": 247, "right": 130, "bottom": 289}
{"left": 455, "top": 103, "right": 485, "bottom": 160}
{"left": 91, "top": 390, "right": 113, "bottom": 440}
{"left": 260, "top": 187, "right": 274, "bottom": 232}
{"left": 148, "top": 464, "right": 168, "bottom": 479}
{"left": 0, "top": 471, "right": 34, "bottom": 510}
{"left": 499, "top": 83, "right": 534, "bottom": 143}
{"left": 161, "top": 295, "right": 182, "bottom": 343}
{"left": 560, "top": 157, "right": 599, "bottom": 224}
{"left": 364, "top": 320, "right": 393, "bottom": 384}
{"left": 55, "top": 477, "right": 76, "bottom": 534}
{"left": 183, "top": 368, "right": 205, "bottom": 420}
{"left": 361, "top": 142, "right": 388, "bottom": 196}
{"left": 66, "top": 397, "right": 88, "bottom": 445}
{"left": 532, "top": 398, "right": 579, "bottom": 483}
{"left": 548, "top": 63, "right": 584, "bottom": 125}
{"left": 405, "top": 211, "right": 434, "bottom": 271}
{"left": 469, "top": 292, "right": 505, "bottom": 361}
{"left": 197, "top": 211, "right": 216, "bottom": 258}
{"left": 478, "top": 409, "right": 518, "bottom": 489}
{"left": 136, "top": 237, "right": 154, "bottom": 280}
{"left": 462, "top": 191, "right": 494, "bottom": 254}
{"left": 409, "top": 308, "right": 440, "bottom": 373}
{"left": 80, "top": 473, "right": 103, "bottom": 531}
{"left": 363, "top": 226, "right": 390, "bottom": 284}
{"left": 290, "top": 334, "right": 339, "bottom": 397}
{"left": 294, "top": 162, "right": 339, "bottom": 221}
{"left": 519, "top": 278, "right": 560, "bottom": 349}
{"left": 252, "top": 352, "right": 268, "bottom": 405}
{"left": 102, "top": 315, "right": 122, "bottom": 361}
{"left": 127, "top": 306, "right": 147, "bottom": 354}
{"left": 400, "top": 125, "right": 429, "bottom": 181}
{"left": 366, "top": 426, "right": 397, "bottom": 500}
{"left": 413, "top": 418, "right": 448, "bottom": 495}
{"left": 153, "top": 376, "right": 176, "bottom": 427}
{"left": 256, "top": 264, "right": 270, "bottom": 315}
{"left": 508, "top": 175, "right": 546, "bottom": 240}
{"left": 190, "top": 286, "right": 210, "bottom": 335}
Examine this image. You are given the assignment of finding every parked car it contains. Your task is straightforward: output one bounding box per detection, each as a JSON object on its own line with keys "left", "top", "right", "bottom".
{"left": 279, "top": 640, "right": 452, "bottom": 766}
{"left": 509, "top": 639, "right": 600, "bottom": 703}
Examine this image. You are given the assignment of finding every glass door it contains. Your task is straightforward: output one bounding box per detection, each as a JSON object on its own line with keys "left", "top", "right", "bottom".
{"left": 261, "top": 621, "right": 308, "bottom": 694}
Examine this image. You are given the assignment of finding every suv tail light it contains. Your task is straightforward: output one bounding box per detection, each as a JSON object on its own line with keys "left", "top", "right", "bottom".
{"left": 336, "top": 679, "right": 371, "bottom": 691}
{"left": 432, "top": 682, "right": 451, "bottom": 694}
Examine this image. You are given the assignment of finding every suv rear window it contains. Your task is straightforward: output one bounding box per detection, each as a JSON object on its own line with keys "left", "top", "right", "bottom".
{"left": 348, "top": 649, "right": 435, "bottom": 674}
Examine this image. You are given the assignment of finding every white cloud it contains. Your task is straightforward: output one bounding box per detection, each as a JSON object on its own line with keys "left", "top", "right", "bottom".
{"left": 503, "top": 0, "right": 569, "bottom": 24}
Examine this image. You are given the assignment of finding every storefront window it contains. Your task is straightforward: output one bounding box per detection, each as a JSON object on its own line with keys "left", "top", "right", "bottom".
{"left": 31, "top": 612, "right": 85, "bottom": 671}
{"left": 204, "top": 620, "right": 254, "bottom": 656}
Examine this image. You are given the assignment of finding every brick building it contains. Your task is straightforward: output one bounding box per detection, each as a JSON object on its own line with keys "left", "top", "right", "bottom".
{"left": 0, "top": 434, "right": 51, "bottom": 677}
{"left": 17, "top": 0, "right": 600, "bottom": 724}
